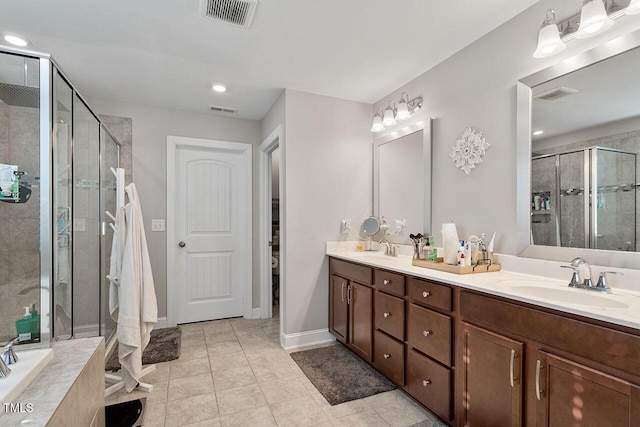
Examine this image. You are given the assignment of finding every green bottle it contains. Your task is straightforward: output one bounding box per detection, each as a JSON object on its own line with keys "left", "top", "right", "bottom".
{"left": 16, "top": 307, "right": 33, "bottom": 342}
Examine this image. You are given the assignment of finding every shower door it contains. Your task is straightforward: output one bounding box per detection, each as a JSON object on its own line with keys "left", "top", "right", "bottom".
{"left": 559, "top": 151, "right": 587, "bottom": 248}
{"left": 72, "top": 95, "right": 101, "bottom": 337}
{"left": 100, "top": 127, "right": 118, "bottom": 340}
{"left": 53, "top": 72, "right": 73, "bottom": 339}
{"left": 592, "top": 148, "right": 637, "bottom": 251}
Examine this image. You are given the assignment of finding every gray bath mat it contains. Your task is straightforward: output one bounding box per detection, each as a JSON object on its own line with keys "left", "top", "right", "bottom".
{"left": 290, "top": 343, "right": 396, "bottom": 405}
{"left": 106, "top": 327, "right": 181, "bottom": 371}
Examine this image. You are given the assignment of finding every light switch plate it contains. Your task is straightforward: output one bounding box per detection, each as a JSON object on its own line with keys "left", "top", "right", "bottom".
{"left": 151, "top": 219, "right": 166, "bottom": 232}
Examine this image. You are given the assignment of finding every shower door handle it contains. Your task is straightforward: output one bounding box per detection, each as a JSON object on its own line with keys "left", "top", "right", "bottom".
{"left": 178, "top": 241, "right": 186, "bottom": 248}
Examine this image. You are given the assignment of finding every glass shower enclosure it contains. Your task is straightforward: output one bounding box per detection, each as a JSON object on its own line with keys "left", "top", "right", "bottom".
{"left": 0, "top": 45, "right": 120, "bottom": 348}
{"left": 531, "top": 147, "right": 637, "bottom": 251}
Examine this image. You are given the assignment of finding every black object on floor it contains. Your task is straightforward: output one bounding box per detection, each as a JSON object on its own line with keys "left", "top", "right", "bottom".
{"left": 290, "top": 343, "right": 396, "bottom": 405}
{"left": 106, "top": 326, "right": 181, "bottom": 371}
{"left": 105, "top": 398, "right": 145, "bottom": 427}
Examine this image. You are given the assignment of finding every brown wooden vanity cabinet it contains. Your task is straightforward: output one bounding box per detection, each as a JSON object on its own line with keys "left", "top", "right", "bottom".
{"left": 329, "top": 257, "right": 640, "bottom": 426}
{"left": 373, "top": 269, "right": 406, "bottom": 385}
{"left": 328, "top": 259, "right": 373, "bottom": 362}
{"left": 459, "top": 290, "right": 640, "bottom": 427}
{"left": 460, "top": 322, "right": 523, "bottom": 427}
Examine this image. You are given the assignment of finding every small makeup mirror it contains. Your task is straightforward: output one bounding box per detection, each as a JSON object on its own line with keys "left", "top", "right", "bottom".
{"left": 362, "top": 216, "right": 381, "bottom": 235}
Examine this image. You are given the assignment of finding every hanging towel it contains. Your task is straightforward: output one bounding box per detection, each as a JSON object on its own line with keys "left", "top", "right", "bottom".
{"left": 110, "top": 183, "right": 158, "bottom": 392}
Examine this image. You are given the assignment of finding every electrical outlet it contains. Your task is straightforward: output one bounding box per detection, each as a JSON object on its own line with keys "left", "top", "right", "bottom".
{"left": 151, "top": 219, "right": 166, "bottom": 232}
{"left": 73, "top": 218, "right": 86, "bottom": 232}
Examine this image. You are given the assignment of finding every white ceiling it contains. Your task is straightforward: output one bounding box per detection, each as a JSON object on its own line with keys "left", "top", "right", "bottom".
{"left": 0, "top": 0, "right": 539, "bottom": 120}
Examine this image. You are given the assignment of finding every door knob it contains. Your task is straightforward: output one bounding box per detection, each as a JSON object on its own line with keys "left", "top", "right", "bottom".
{"left": 178, "top": 241, "right": 186, "bottom": 247}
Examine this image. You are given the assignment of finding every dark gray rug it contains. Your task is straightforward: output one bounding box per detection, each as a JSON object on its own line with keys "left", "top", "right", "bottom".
{"left": 290, "top": 343, "right": 396, "bottom": 406}
{"left": 106, "top": 327, "right": 181, "bottom": 371}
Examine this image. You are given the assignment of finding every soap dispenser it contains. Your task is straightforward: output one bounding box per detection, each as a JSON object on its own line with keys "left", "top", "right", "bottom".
{"left": 16, "top": 307, "right": 33, "bottom": 342}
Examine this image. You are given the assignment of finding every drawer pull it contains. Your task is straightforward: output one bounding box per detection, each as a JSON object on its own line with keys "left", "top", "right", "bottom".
{"left": 383, "top": 354, "right": 391, "bottom": 359}
{"left": 422, "top": 291, "right": 430, "bottom": 298}
{"left": 383, "top": 312, "right": 391, "bottom": 318}
{"left": 423, "top": 330, "right": 432, "bottom": 337}
{"left": 383, "top": 279, "right": 391, "bottom": 285}
{"left": 536, "top": 359, "right": 544, "bottom": 400}
{"left": 422, "top": 380, "right": 431, "bottom": 387}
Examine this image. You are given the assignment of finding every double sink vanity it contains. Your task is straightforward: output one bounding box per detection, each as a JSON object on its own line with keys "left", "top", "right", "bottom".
{"left": 327, "top": 247, "right": 640, "bottom": 426}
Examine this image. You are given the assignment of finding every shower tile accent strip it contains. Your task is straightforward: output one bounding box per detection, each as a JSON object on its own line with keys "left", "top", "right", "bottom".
{"left": 0, "top": 337, "right": 105, "bottom": 426}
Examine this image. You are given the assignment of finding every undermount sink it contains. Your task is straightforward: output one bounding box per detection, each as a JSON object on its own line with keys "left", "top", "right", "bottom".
{"left": 349, "top": 251, "right": 398, "bottom": 263}
{"left": 508, "top": 285, "right": 629, "bottom": 309}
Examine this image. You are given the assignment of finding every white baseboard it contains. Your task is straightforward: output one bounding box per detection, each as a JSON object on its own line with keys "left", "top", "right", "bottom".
{"left": 281, "top": 328, "right": 335, "bottom": 350}
{"left": 251, "top": 308, "right": 261, "bottom": 319}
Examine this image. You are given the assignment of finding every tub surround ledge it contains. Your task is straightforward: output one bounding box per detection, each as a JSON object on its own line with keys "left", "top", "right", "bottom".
{"left": 0, "top": 337, "right": 105, "bottom": 426}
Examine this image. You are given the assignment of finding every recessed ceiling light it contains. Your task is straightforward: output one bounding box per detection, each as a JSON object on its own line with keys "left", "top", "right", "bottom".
{"left": 532, "top": 130, "right": 544, "bottom": 136}
{"left": 212, "top": 84, "right": 226, "bottom": 93}
{"left": 3, "top": 34, "right": 29, "bottom": 47}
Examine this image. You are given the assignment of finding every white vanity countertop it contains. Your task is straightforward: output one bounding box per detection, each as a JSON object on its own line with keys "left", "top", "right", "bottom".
{"left": 326, "top": 243, "right": 640, "bottom": 331}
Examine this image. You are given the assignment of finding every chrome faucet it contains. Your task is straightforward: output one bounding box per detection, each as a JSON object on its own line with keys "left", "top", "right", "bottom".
{"left": 561, "top": 257, "right": 620, "bottom": 293}
{"left": 378, "top": 239, "right": 397, "bottom": 257}
{"left": 2, "top": 338, "right": 19, "bottom": 366}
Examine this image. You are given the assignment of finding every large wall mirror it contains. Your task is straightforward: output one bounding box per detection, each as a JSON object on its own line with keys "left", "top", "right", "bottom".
{"left": 517, "top": 29, "right": 640, "bottom": 268}
{"left": 373, "top": 118, "right": 432, "bottom": 244}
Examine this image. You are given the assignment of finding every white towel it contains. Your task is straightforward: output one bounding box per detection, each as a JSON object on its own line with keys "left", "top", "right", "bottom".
{"left": 110, "top": 183, "right": 158, "bottom": 392}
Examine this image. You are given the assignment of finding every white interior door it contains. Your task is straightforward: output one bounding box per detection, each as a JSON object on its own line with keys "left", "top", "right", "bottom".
{"left": 170, "top": 137, "right": 252, "bottom": 324}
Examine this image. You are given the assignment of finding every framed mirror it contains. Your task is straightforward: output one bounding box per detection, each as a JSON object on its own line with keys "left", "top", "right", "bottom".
{"left": 517, "top": 29, "right": 640, "bottom": 269}
{"left": 373, "top": 118, "right": 432, "bottom": 244}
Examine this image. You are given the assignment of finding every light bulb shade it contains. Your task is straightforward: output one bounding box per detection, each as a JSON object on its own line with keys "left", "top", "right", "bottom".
{"left": 371, "top": 115, "right": 385, "bottom": 132}
{"left": 576, "top": 0, "right": 614, "bottom": 39}
{"left": 533, "top": 23, "right": 566, "bottom": 58}
{"left": 382, "top": 107, "right": 396, "bottom": 126}
{"left": 396, "top": 100, "right": 410, "bottom": 120}
{"left": 626, "top": 0, "right": 640, "bottom": 15}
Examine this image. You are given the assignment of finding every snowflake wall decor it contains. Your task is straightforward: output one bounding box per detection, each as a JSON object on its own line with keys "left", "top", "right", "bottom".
{"left": 450, "top": 127, "right": 490, "bottom": 175}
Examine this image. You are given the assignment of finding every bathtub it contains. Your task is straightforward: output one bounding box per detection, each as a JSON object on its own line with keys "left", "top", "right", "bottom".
{"left": 0, "top": 348, "right": 54, "bottom": 404}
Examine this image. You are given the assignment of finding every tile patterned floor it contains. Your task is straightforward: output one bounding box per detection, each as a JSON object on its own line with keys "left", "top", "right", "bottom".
{"left": 106, "top": 316, "right": 447, "bottom": 427}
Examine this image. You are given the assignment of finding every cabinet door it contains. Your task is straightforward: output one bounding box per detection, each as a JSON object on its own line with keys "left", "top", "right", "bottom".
{"left": 536, "top": 351, "right": 640, "bottom": 427}
{"left": 329, "top": 275, "right": 348, "bottom": 344}
{"left": 349, "top": 281, "right": 373, "bottom": 363}
{"left": 461, "top": 323, "right": 523, "bottom": 427}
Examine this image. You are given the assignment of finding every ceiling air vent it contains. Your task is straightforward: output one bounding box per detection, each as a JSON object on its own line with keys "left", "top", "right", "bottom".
{"left": 199, "top": 0, "right": 258, "bottom": 28}
{"left": 533, "top": 86, "right": 579, "bottom": 101}
{"left": 209, "top": 105, "right": 238, "bottom": 114}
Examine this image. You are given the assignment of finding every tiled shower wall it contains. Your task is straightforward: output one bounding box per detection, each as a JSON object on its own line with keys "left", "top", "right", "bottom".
{"left": 534, "top": 129, "right": 640, "bottom": 251}
{"left": 0, "top": 100, "right": 40, "bottom": 341}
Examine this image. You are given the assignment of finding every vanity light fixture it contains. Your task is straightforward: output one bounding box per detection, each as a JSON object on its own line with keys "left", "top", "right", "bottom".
{"left": 382, "top": 102, "right": 397, "bottom": 127}
{"left": 533, "top": 0, "right": 637, "bottom": 58}
{"left": 626, "top": 0, "right": 640, "bottom": 14}
{"left": 371, "top": 93, "right": 423, "bottom": 132}
{"left": 533, "top": 9, "right": 566, "bottom": 58}
{"left": 575, "top": 0, "right": 614, "bottom": 38}
{"left": 371, "top": 109, "right": 385, "bottom": 133}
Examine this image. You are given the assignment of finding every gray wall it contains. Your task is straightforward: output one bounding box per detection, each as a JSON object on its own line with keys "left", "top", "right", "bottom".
{"left": 85, "top": 97, "right": 261, "bottom": 318}
{"left": 283, "top": 89, "right": 371, "bottom": 334}
{"left": 372, "top": 0, "right": 640, "bottom": 255}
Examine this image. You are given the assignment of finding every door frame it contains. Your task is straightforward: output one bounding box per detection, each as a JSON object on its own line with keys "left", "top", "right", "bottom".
{"left": 258, "top": 126, "right": 284, "bottom": 335}
{"left": 166, "top": 135, "right": 253, "bottom": 327}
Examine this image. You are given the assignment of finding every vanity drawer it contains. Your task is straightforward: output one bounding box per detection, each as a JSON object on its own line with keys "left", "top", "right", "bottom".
{"left": 406, "top": 348, "right": 452, "bottom": 421}
{"left": 407, "top": 277, "right": 452, "bottom": 312}
{"left": 407, "top": 303, "right": 452, "bottom": 367}
{"left": 373, "top": 330, "right": 404, "bottom": 385}
{"left": 375, "top": 291, "right": 405, "bottom": 340}
{"left": 330, "top": 258, "right": 372, "bottom": 286}
{"left": 374, "top": 269, "right": 405, "bottom": 297}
